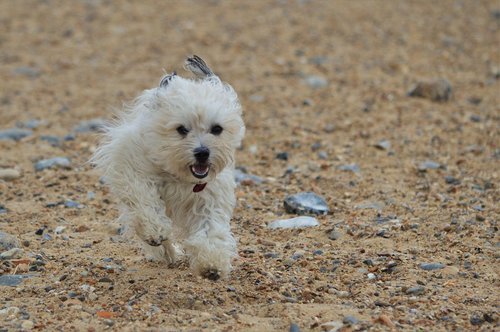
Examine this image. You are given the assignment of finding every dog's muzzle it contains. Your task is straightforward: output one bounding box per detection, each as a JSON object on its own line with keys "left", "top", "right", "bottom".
{"left": 190, "top": 164, "right": 210, "bottom": 179}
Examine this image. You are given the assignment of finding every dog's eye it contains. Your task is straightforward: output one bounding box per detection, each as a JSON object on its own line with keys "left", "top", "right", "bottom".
{"left": 210, "top": 125, "right": 223, "bottom": 136}
{"left": 176, "top": 125, "right": 189, "bottom": 137}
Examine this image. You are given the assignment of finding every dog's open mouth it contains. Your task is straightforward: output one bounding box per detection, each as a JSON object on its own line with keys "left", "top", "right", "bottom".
{"left": 190, "top": 164, "right": 210, "bottom": 179}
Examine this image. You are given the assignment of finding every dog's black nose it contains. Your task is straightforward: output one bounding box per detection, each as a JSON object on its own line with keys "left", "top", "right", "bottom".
{"left": 194, "top": 146, "right": 210, "bottom": 163}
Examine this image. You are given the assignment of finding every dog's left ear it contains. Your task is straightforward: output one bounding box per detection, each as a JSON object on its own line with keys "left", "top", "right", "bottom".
{"left": 159, "top": 71, "right": 177, "bottom": 88}
{"left": 184, "top": 55, "right": 216, "bottom": 78}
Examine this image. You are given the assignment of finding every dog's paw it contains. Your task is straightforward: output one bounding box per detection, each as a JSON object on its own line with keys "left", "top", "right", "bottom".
{"left": 201, "top": 268, "right": 221, "bottom": 281}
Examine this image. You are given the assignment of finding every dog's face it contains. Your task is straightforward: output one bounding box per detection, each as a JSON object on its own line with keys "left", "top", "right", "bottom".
{"left": 143, "top": 75, "right": 245, "bottom": 185}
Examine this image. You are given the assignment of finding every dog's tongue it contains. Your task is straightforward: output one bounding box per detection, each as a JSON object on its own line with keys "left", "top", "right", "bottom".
{"left": 193, "top": 183, "right": 207, "bottom": 193}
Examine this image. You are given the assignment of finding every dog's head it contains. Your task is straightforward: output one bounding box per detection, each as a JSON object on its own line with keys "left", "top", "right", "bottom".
{"left": 142, "top": 56, "right": 245, "bottom": 188}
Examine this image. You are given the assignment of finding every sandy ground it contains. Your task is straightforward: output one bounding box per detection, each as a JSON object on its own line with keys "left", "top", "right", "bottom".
{"left": 1, "top": 0, "right": 499, "bottom": 331}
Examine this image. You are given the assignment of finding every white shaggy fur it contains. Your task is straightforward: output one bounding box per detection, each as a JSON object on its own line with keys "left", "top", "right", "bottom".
{"left": 92, "top": 56, "right": 245, "bottom": 279}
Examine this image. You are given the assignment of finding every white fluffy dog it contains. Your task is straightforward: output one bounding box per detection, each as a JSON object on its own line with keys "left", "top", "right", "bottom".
{"left": 92, "top": 56, "right": 245, "bottom": 280}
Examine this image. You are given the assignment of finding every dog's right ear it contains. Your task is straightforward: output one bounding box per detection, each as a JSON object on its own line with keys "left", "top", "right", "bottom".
{"left": 184, "top": 55, "right": 215, "bottom": 78}
{"left": 159, "top": 71, "right": 177, "bottom": 88}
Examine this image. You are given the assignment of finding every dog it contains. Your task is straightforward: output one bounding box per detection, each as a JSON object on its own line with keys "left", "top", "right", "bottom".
{"left": 92, "top": 56, "right": 245, "bottom": 280}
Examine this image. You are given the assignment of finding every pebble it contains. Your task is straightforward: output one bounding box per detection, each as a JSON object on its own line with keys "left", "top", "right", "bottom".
{"left": 328, "top": 230, "right": 341, "bottom": 240}
{"left": 337, "top": 164, "right": 360, "bottom": 173}
{"left": 0, "top": 205, "right": 6, "bottom": 214}
{"left": 40, "top": 135, "right": 61, "bottom": 146}
{"left": 0, "top": 306, "right": 20, "bottom": 318}
{"left": 0, "top": 168, "right": 21, "bottom": 181}
{"left": 289, "top": 323, "right": 301, "bottom": 332}
{"left": 367, "top": 273, "right": 376, "bottom": 280}
{"left": 406, "top": 285, "right": 425, "bottom": 295}
{"left": 234, "top": 168, "right": 263, "bottom": 185}
{"left": 374, "top": 139, "right": 391, "bottom": 150}
{"left": 0, "top": 247, "right": 24, "bottom": 260}
{"left": 74, "top": 118, "right": 106, "bottom": 133}
{"left": 0, "top": 275, "right": 33, "bottom": 286}
{"left": 0, "top": 232, "right": 20, "bottom": 251}
{"left": 418, "top": 160, "right": 443, "bottom": 171}
{"left": 342, "top": 316, "right": 360, "bottom": 325}
{"left": 13, "top": 66, "right": 40, "bottom": 78}
{"left": 34, "top": 157, "right": 71, "bottom": 171}
{"left": 407, "top": 78, "right": 452, "bottom": 102}
{"left": 64, "top": 200, "right": 83, "bottom": 208}
{"left": 276, "top": 152, "right": 289, "bottom": 160}
{"left": 355, "top": 201, "right": 384, "bottom": 210}
{"left": 444, "top": 176, "right": 460, "bottom": 185}
{"left": 268, "top": 216, "right": 319, "bottom": 229}
{"left": 21, "top": 320, "right": 34, "bottom": 330}
{"left": 0, "top": 128, "right": 33, "bottom": 141}
{"left": 284, "top": 192, "right": 329, "bottom": 215}
{"left": 420, "top": 262, "right": 445, "bottom": 271}
{"left": 54, "top": 226, "right": 66, "bottom": 234}
{"left": 469, "top": 114, "right": 481, "bottom": 122}
{"left": 320, "top": 320, "right": 342, "bottom": 332}
{"left": 303, "top": 75, "right": 328, "bottom": 89}
{"left": 470, "top": 314, "right": 484, "bottom": 326}
{"left": 318, "top": 151, "right": 328, "bottom": 160}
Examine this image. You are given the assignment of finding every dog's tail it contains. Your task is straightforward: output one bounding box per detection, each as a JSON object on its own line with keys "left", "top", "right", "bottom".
{"left": 184, "top": 55, "right": 215, "bottom": 78}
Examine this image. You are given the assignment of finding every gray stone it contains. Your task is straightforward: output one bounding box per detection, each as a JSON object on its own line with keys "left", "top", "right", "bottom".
{"left": 343, "top": 315, "right": 360, "bottom": 325}
{"left": 0, "top": 128, "right": 32, "bottom": 141}
{"left": 289, "top": 323, "right": 301, "bottom": 332}
{"left": 0, "top": 232, "right": 20, "bottom": 251}
{"left": 0, "top": 275, "right": 30, "bottom": 286}
{"left": 303, "top": 75, "right": 328, "bottom": 89}
{"left": 40, "top": 135, "right": 61, "bottom": 146}
{"left": 375, "top": 140, "right": 391, "bottom": 150}
{"left": 284, "top": 192, "right": 329, "bottom": 215}
{"left": 420, "top": 262, "right": 445, "bottom": 271}
{"left": 64, "top": 200, "right": 83, "bottom": 208}
{"left": 337, "top": 164, "right": 360, "bottom": 173}
{"left": 418, "top": 160, "right": 443, "bottom": 171}
{"left": 408, "top": 78, "right": 452, "bottom": 102}
{"left": 328, "top": 230, "right": 342, "bottom": 240}
{"left": 74, "top": 118, "right": 106, "bottom": 133}
{"left": 34, "top": 157, "right": 71, "bottom": 171}
{"left": 406, "top": 285, "right": 425, "bottom": 295}
{"left": 13, "top": 66, "right": 40, "bottom": 78}
{"left": 268, "top": 216, "right": 319, "bottom": 229}
{"left": 0, "top": 248, "right": 23, "bottom": 260}
{"left": 234, "top": 168, "right": 263, "bottom": 185}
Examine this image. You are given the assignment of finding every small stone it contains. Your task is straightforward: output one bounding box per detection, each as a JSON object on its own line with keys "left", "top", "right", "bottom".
{"left": 469, "top": 114, "right": 481, "bottom": 122}
{"left": 276, "top": 152, "right": 289, "bottom": 160}
{"left": 264, "top": 252, "right": 279, "bottom": 259}
{"left": 64, "top": 200, "right": 82, "bottom": 208}
{"left": 13, "top": 66, "right": 40, "bottom": 78}
{"left": 337, "top": 164, "right": 360, "bottom": 173}
{"left": 313, "top": 249, "right": 323, "bottom": 256}
{"left": 408, "top": 78, "right": 452, "bottom": 102}
{"left": 323, "top": 124, "right": 336, "bottom": 133}
{"left": 328, "top": 230, "right": 341, "bottom": 240}
{"left": 374, "top": 140, "right": 391, "bottom": 150}
{"left": 367, "top": 273, "right": 376, "bottom": 280}
{"left": 40, "top": 135, "right": 61, "bottom": 146}
{"left": 289, "top": 323, "right": 301, "bottom": 332}
{"left": 0, "top": 275, "right": 32, "bottom": 286}
{"left": 74, "top": 118, "right": 106, "bottom": 133}
{"left": 54, "top": 226, "right": 66, "bottom": 234}
{"left": 318, "top": 151, "right": 328, "bottom": 160}
{"left": 234, "top": 168, "right": 263, "bottom": 185}
{"left": 0, "top": 247, "right": 24, "bottom": 260}
{"left": 0, "top": 168, "right": 21, "bottom": 181}
{"left": 0, "top": 232, "right": 20, "bottom": 251}
{"left": 284, "top": 192, "right": 329, "bottom": 215}
{"left": 418, "top": 160, "right": 443, "bottom": 171}
{"left": 420, "top": 262, "right": 445, "bottom": 271}
{"left": 445, "top": 176, "right": 460, "bottom": 185}
{"left": 0, "top": 128, "right": 32, "bottom": 141}
{"left": 470, "top": 314, "right": 484, "bottom": 326}
{"left": 303, "top": 75, "right": 328, "bottom": 89}
{"left": 21, "top": 320, "right": 34, "bottom": 330}
{"left": 98, "top": 277, "right": 113, "bottom": 283}
{"left": 34, "top": 157, "right": 71, "bottom": 171}
{"left": 406, "top": 285, "right": 425, "bottom": 295}
{"left": 320, "top": 320, "right": 342, "bottom": 332}
{"left": 268, "top": 216, "right": 319, "bottom": 229}
{"left": 342, "top": 316, "right": 359, "bottom": 325}
{"left": 35, "top": 227, "right": 45, "bottom": 235}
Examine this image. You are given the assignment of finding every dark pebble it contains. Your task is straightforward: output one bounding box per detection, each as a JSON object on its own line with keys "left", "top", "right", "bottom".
{"left": 313, "top": 249, "right": 323, "bottom": 256}
{"left": 363, "top": 259, "right": 374, "bottom": 266}
{"left": 40, "top": 135, "right": 61, "bottom": 146}
{"left": 420, "top": 263, "right": 445, "bottom": 271}
{"left": 470, "top": 315, "right": 484, "bottom": 326}
{"left": 98, "top": 277, "right": 113, "bottom": 283}
{"left": 227, "top": 286, "right": 236, "bottom": 292}
{"left": 276, "top": 152, "right": 289, "bottom": 160}
{"left": 445, "top": 176, "right": 460, "bottom": 185}
{"left": 284, "top": 192, "right": 329, "bottom": 215}
{"left": 35, "top": 227, "right": 45, "bottom": 235}
{"left": 469, "top": 115, "right": 481, "bottom": 122}
{"left": 264, "top": 252, "right": 279, "bottom": 259}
